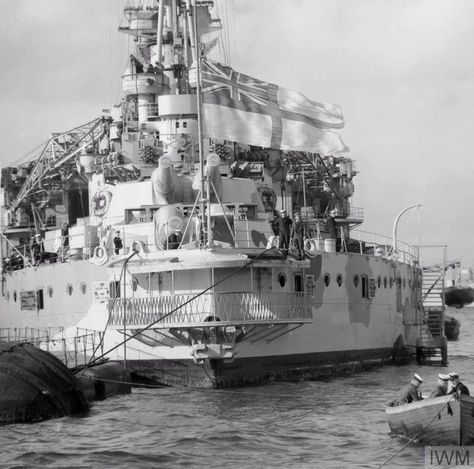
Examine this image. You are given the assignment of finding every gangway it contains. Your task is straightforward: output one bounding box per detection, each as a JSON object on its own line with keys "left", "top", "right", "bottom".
{"left": 415, "top": 246, "right": 449, "bottom": 366}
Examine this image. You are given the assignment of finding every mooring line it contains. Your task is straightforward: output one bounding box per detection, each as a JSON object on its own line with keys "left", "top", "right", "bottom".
{"left": 86, "top": 376, "right": 306, "bottom": 399}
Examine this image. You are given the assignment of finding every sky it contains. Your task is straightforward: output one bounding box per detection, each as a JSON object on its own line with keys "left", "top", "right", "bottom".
{"left": 1, "top": 0, "right": 473, "bottom": 267}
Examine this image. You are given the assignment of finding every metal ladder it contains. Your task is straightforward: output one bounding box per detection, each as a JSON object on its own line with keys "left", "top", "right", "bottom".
{"left": 417, "top": 265, "right": 447, "bottom": 365}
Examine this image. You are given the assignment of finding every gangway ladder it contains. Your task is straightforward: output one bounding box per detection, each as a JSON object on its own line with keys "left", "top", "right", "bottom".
{"left": 417, "top": 265, "right": 448, "bottom": 365}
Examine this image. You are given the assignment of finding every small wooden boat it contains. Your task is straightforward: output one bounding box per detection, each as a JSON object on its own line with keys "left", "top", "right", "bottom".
{"left": 444, "top": 315, "right": 460, "bottom": 341}
{"left": 444, "top": 285, "right": 474, "bottom": 308}
{"left": 386, "top": 395, "right": 474, "bottom": 445}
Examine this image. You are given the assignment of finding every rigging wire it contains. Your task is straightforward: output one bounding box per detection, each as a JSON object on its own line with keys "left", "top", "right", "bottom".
{"left": 80, "top": 250, "right": 131, "bottom": 371}
{"left": 223, "top": 0, "right": 232, "bottom": 66}
{"left": 88, "top": 246, "right": 279, "bottom": 366}
{"left": 215, "top": 0, "right": 229, "bottom": 64}
{"left": 417, "top": 205, "right": 422, "bottom": 248}
{"left": 106, "top": 0, "right": 114, "bottom": 107}
{"left": 9, "top": 140, "right": 49, "bottom": 166}
{"left": 231, "top": 0, "right": 237, "bottom": 68}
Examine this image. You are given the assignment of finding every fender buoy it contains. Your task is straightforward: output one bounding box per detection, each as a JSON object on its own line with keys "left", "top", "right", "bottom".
{"left": 304, "top": 238, "right": 321, "bottom": 258}
{"left": 266, "top": 235, "right": 279, "bottom": 249}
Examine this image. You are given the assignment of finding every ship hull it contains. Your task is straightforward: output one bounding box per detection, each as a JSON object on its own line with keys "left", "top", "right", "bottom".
{"left": 0, "top": 251, "right": 422, "bottom": 388}
{"left": 126, "top": 347, "right": 393, "bottom": 388}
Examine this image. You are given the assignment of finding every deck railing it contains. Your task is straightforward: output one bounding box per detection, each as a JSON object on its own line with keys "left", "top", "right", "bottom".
{"left": 0, "top": 327, "right": 104, "bottom": 368}
{"left": 351, "top": 229, "right": 418, "bottom": 264}
{"left": 109, "top": 291, "right": 312, "bottom": 327}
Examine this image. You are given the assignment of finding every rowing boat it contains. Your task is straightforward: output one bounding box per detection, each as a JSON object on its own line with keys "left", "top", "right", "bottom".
{"left": 385, "top": 395, "right": 474, "bottom": 444}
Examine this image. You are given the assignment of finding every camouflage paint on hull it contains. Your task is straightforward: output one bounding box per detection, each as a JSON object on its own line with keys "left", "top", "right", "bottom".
{"left": 0, "top": 249, "right": 422, "bottom": 388}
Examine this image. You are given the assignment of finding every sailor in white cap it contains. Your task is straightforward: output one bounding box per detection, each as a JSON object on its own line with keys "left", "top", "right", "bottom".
{"left": 447, "top": 372, "right": 470, "bottom": 397}
{"left": 395, "top": 373, "right": 423, "bottom": 405}
{"left": 429, "top": 373, "right": 450, "bottom": 398}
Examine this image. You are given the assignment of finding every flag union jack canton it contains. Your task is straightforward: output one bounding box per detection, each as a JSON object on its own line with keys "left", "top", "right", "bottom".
{"left": 200, "top": 60, "right": 347, "bottom": 155}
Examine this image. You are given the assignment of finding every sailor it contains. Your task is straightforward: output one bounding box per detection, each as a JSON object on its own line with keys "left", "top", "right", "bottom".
{"left": 447, "top": 373, "right": 470, "bottom": 396}
{"left": 60, "top": 222, "right": 70, "bottom": 258}
{"left": 31, "top": 234, "right": 44, "bottom": 265}
{"left": 61, "top": 222, "right": 70, "bottom": 248}
{"left": 269, "top": 209, "right": 280, "bottom": 236}
{"left": 395, "top": 373, "right": 423, "bottom": 405}
{"left": 429, "top": 373, "right": 449, "bottom": 398}
{"left": 326, "top": 211, "right": 338, "bottom": 240}
{"left": 278, "top": 209, "right": 292, "bottom": 252}
{"left": 113, "top": 231, "right": 123, "bottom": 255}
{"left": 290, "top": 213, "right": 305, "bottom": 260}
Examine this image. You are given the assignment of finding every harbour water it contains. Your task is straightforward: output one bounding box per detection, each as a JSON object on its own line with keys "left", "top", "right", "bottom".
{"left": 1, "top": 307, "right": 472, "bottom": 469}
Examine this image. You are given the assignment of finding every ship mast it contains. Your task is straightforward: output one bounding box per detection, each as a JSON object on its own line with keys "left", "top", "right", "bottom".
{"left": 191, "top": 0, "right": 212, "bottom": 248}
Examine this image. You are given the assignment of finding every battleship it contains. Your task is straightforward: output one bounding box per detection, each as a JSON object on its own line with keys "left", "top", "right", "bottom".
{"left": 0, "top": 1, "right": 444, "bottom": 387}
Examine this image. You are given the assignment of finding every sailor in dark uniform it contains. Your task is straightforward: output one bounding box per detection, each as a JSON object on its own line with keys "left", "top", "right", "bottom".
{"left": 278, "top": 209, "right": 292, "bottom": 252}
{"left": 113, "top": 231, "right": 123, "bottom": 255}
{"left": 447, "top": 373, "right": 470, "bottom": 396}
{"left": 396, "top": 373, "right": 423, "bottom": 405}
{"left": 429, "top": 373, "right": 449, "bottom": 398}
{"left": 290, "top": 213, "right": 305, "bottom": 260}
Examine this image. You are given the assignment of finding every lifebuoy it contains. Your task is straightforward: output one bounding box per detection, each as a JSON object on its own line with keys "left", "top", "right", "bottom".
{"left": 304, "top": 238, "right": 321, "bottom": 258}
{"left": 266, "top": 235, "right": 279, "bottom": 249}
{"left": 91, "top": 190, "right": 112, "bottom": 217}
{"left": 130, "top": 240, "right": 146, "bottom": 253}
{"left": 91, "top": 245, "right": 109, "bottom": 265}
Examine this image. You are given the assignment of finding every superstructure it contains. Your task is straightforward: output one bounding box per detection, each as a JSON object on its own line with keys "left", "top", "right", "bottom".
{"left": 0, "top": 0, "right": 439, "bottom": 387}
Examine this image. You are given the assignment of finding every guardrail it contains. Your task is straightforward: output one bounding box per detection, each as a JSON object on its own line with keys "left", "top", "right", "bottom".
{"left": 350, "top": 229, "right": 418, "bottom": 265}
{"left": 0, "top": 326, "right": 62, "bottom": 345}
{"left": 0, "top": 326, "right": 104, "bottom": 368}
{"left": 109, "top": 291, "right": 312, "bottom": 327}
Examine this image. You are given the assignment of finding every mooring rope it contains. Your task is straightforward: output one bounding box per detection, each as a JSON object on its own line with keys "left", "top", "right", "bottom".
{"left": 83, "top": 376, "right": 309, "bottom": 399}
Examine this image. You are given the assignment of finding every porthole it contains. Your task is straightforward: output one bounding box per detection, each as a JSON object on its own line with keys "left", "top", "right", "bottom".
{"left": 377, "top": 276, "right": 381, "bottom": 288}
{"left": 324, "top": 273, "right": 331, "bottom": 287}
{"left": 336, "top": 274, "right": 343, "bottom": 287}
{"left": 389, "top": 278, "right": 393, "bottom": 288}
{"left": 383, "top": 277, "right": 387, "bottom": 288}
{"left": 66, "top": 283, "right": 73, "bottom": 296}
{"left": 80, "top": 282, "right": 87, "bottom": 295}
{"left": 353, "top": 275, "right": 359, "bottom": 288}
{"left": 278, "top": 273, "right": 287, "bottom": 287}
{"left": 47, "top": 285, "right": 53, "bottom": 298}
{"left": 13, "top": 291, "right": 17, "bottom": 302}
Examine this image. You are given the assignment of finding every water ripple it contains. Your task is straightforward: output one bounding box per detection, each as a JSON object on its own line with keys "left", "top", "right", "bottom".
{"left": 1, "top": 312, "right": 473, "bottom": 468}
